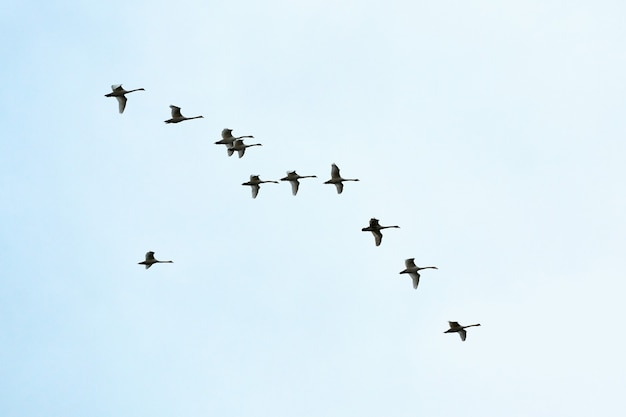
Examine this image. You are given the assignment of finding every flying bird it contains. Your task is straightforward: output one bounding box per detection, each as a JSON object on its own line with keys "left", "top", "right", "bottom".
{"left": 398, "top": 258, "right": 438, "bottom": 289}
{"left": 164, "top": 105, "right": 204, "bottom": 123}
{"left": 104, "top": 84, "right": 145, "bottom": 114}
{"left": 280, "top": 171, "right": 317, "bottom": 196}
{"left": 444, "top": 321, "right": 481, "bottom": 341}
{"left": 215, "top": 128, "right": 254, "bottom": 152}
{"left": 138, "top": 251, "right": 173, "bottom": 269}
{"left": 242, "top": 175, "right": 278, "bottom": 198}
{"left": 361, "top": 218, "right": 400, "bottom": 246}
{"left": 228, "top": 139, "right": 262, "bottom": 158}
{"left": 323, "top": 163, "right": 359, "bottom": 194}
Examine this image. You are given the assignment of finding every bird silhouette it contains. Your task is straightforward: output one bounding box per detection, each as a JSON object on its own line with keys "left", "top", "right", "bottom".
{"left": 323, "top": 163, "right": 359, "bottom": 194}
{"left": 228, "top": 139, "right": 262, "bottom": 158}
{"left": 105, "top": 84, "right": 145, "bottom": 114}
{"left": 361, "top": 218, "right": 399, "bottom": 246}
{"left": 242, "top": 175, "right": 278, "bottom": 198}
{"left": 444, "top": 321, "right": 481, "bottom": 341}
{"left": 215, "top": 128, "right": 254, "bottom": 153}
{"left": 398, "top": 258, "right": 437, "bottom": 289}
{"left": 138, "top": 251, "right": 173, "bottom": 269}
{"left": 164, "top": 105, "right": 204, "bottom": 123}
{"left": 280, "top": 171, "right": 317, "bottom": 196}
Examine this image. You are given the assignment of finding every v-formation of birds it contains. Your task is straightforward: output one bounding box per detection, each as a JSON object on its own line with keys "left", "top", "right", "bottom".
{"left": 107, "top": 84, "right": 481, "bottom": 342}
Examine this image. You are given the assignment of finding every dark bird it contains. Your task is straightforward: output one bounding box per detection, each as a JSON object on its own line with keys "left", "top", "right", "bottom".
{"left": 444, "top": 321, "right": 481, "bottom": 341}
{"left": 398, "top": 258, "right": 438, "bottom": 289}
{"left": 164, "top": 105, "right": 204, "bottom": 123}
{"left": 105, "top": 84, "right": 145, "bottom": 113}
{"left": 138, "top": 251, "right": 173, "bottom": 269}
{"left": 228, "top": 139, "right": 263, "bottom": 158}
{"left": 280, "top": 170, "right": 317, "bottom": 196}
{"left": 242, "top": 175, "right": 278, "bottom": 198}
{"left": 215, "top": 128, "right": 254, "bottom": 152}
{"left": 323, "top": 163, "right": 359, "bottom": 194}
{"left": 361, "top": 217, "right": 399, "bottom": 246}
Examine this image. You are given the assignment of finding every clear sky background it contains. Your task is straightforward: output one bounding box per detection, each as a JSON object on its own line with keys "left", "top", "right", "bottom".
{"left": 1, "top": 1, "right": 625, "bottom": 416}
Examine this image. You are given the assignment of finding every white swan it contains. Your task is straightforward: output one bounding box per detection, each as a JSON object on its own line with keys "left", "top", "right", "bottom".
{"left": 138, "top": 251, "right": 173, "bottom": 269}
{"left": 164, "top": 105, "right": 204, "bottom": 123}
{"left": 444, "top": 321, "right": 481, "bottom": 341}
{"left": 398, "top": 258, "right": 438, "bottom": 289}
{"left": 105, "top": 84, "right": 145, "bottom": 114}
{"left": 228, "top": 139, "right": 262, "bottom": 158}
{"left": 242, "top": 175, "right": 278, "bottom": 198}
{"left": 361, "top": 218, "right": 400, "bottom": 246}
{"left": 215, "top": 128, "right": 254, "bottom": 152}
{"left": 280, "top": 171, "right": 317, "bottom": 196}
{"left": 323, "top": 163, "right": 359, "bottom": 194}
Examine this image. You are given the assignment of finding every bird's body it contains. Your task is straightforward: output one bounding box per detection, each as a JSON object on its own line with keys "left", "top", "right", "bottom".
{"left": 323, "top": 163, "right": 359, "bottom": 194}
{"left": 105, "top": 84, "right": 145, "bottom": 114}
{"left": 164, "top": 105, "right": 204, "bottom": 123}
{"left": 361, "top": 217, "right": 400, "bottom": 246}
{"left": 444, "top": 321, "right": 481, "bottom": 341}
{"left": 242, "top": 175, "right": 278, "bottom": 198}
{"left": 398, "top": 258, "right": 438, "bottom": 289}
{"left": 280, "top": 171, "right": 317, "bottom": 196}
{"left": 215, "top": 128, "right": 254, "bottom": 151}
{"left": 138, "top": 251, "right": 173, "bottom": 269}
{"left": 228, "top": 139, "right": 262, "bottom": 158}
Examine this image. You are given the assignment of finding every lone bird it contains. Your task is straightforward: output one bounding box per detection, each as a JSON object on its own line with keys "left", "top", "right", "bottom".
{"left": 164, "top": 105, "right": 204, "bottom": 123}
{"left": 228, "top": 139, "right": 262, "bottom": 158}
{"left": 215, "top": 128, "right": 254, "bottom": 152}
{"left": 280, "top": 171, "right": 317, "bottom": 196}
{"left": 242, "top": 175, "right": 278, "bottom": 198}
{"left": 444, "top": 321, "right": 481, "bottom": 341}
{"left": 105, "top": 84, "right": 145, "bottom": 114}
{"left": 361, "top": 218, "right": 400, "bottom": 246}
{"left": 323, "top": 163, "right": 359, "bottom": 194}
{"left": 138, "top": 251, "right": 173, "bottom": 269}
{"left": 398, "top": 258, "right": 438, "bottom": 289}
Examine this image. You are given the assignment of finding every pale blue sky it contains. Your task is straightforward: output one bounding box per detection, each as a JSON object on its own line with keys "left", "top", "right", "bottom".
{"left": 1, "top": 1, "right": 625, "bottom": 416}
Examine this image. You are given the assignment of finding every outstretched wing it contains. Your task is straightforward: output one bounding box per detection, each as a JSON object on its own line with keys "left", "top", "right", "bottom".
{"left": 116, "top": 96, "right": 127, "bottom": 113}
{"left": 238, "top": 148, "right": 246, "bottom": 158}
{"left": 404, "top": 258, "right": 417, "bottom": 269}
{"left": 411, "top": 273, "right": 420, "bottom": 289}
{"left": 448, "top": 321, "right": 461, "bottom": 329}
{"left": 334, "top": 182, "right": 344, "bottom": 194}
{"left": 145, "top": 251, "right": 156, "bottom": 262}
{"left": 170, "top": 105, "right": 182, "bottom": 118}
{"left": 111, "top": 84, "right": 123, "bottom": 92}
{"left": 331, "top": 163, "right": 340, "bottom": 178}
{"left": 369, "top": 218, "right": 380, "bottom": 227}
{"left": 251, "top": 184, "right": 259, "bottom": 198}
{"left": 373, "top": 230, "right": 383, "bottom": 246}
{"left": 290, "top": 180, "right": 300, "bottom": 196}
{"left": 459, "top": 329, "right": 467, "bottom": 341}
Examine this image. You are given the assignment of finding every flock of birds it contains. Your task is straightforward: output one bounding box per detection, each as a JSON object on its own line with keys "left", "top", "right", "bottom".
{"left": 106, "top": 83, "right": 481, "bottom": 342}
